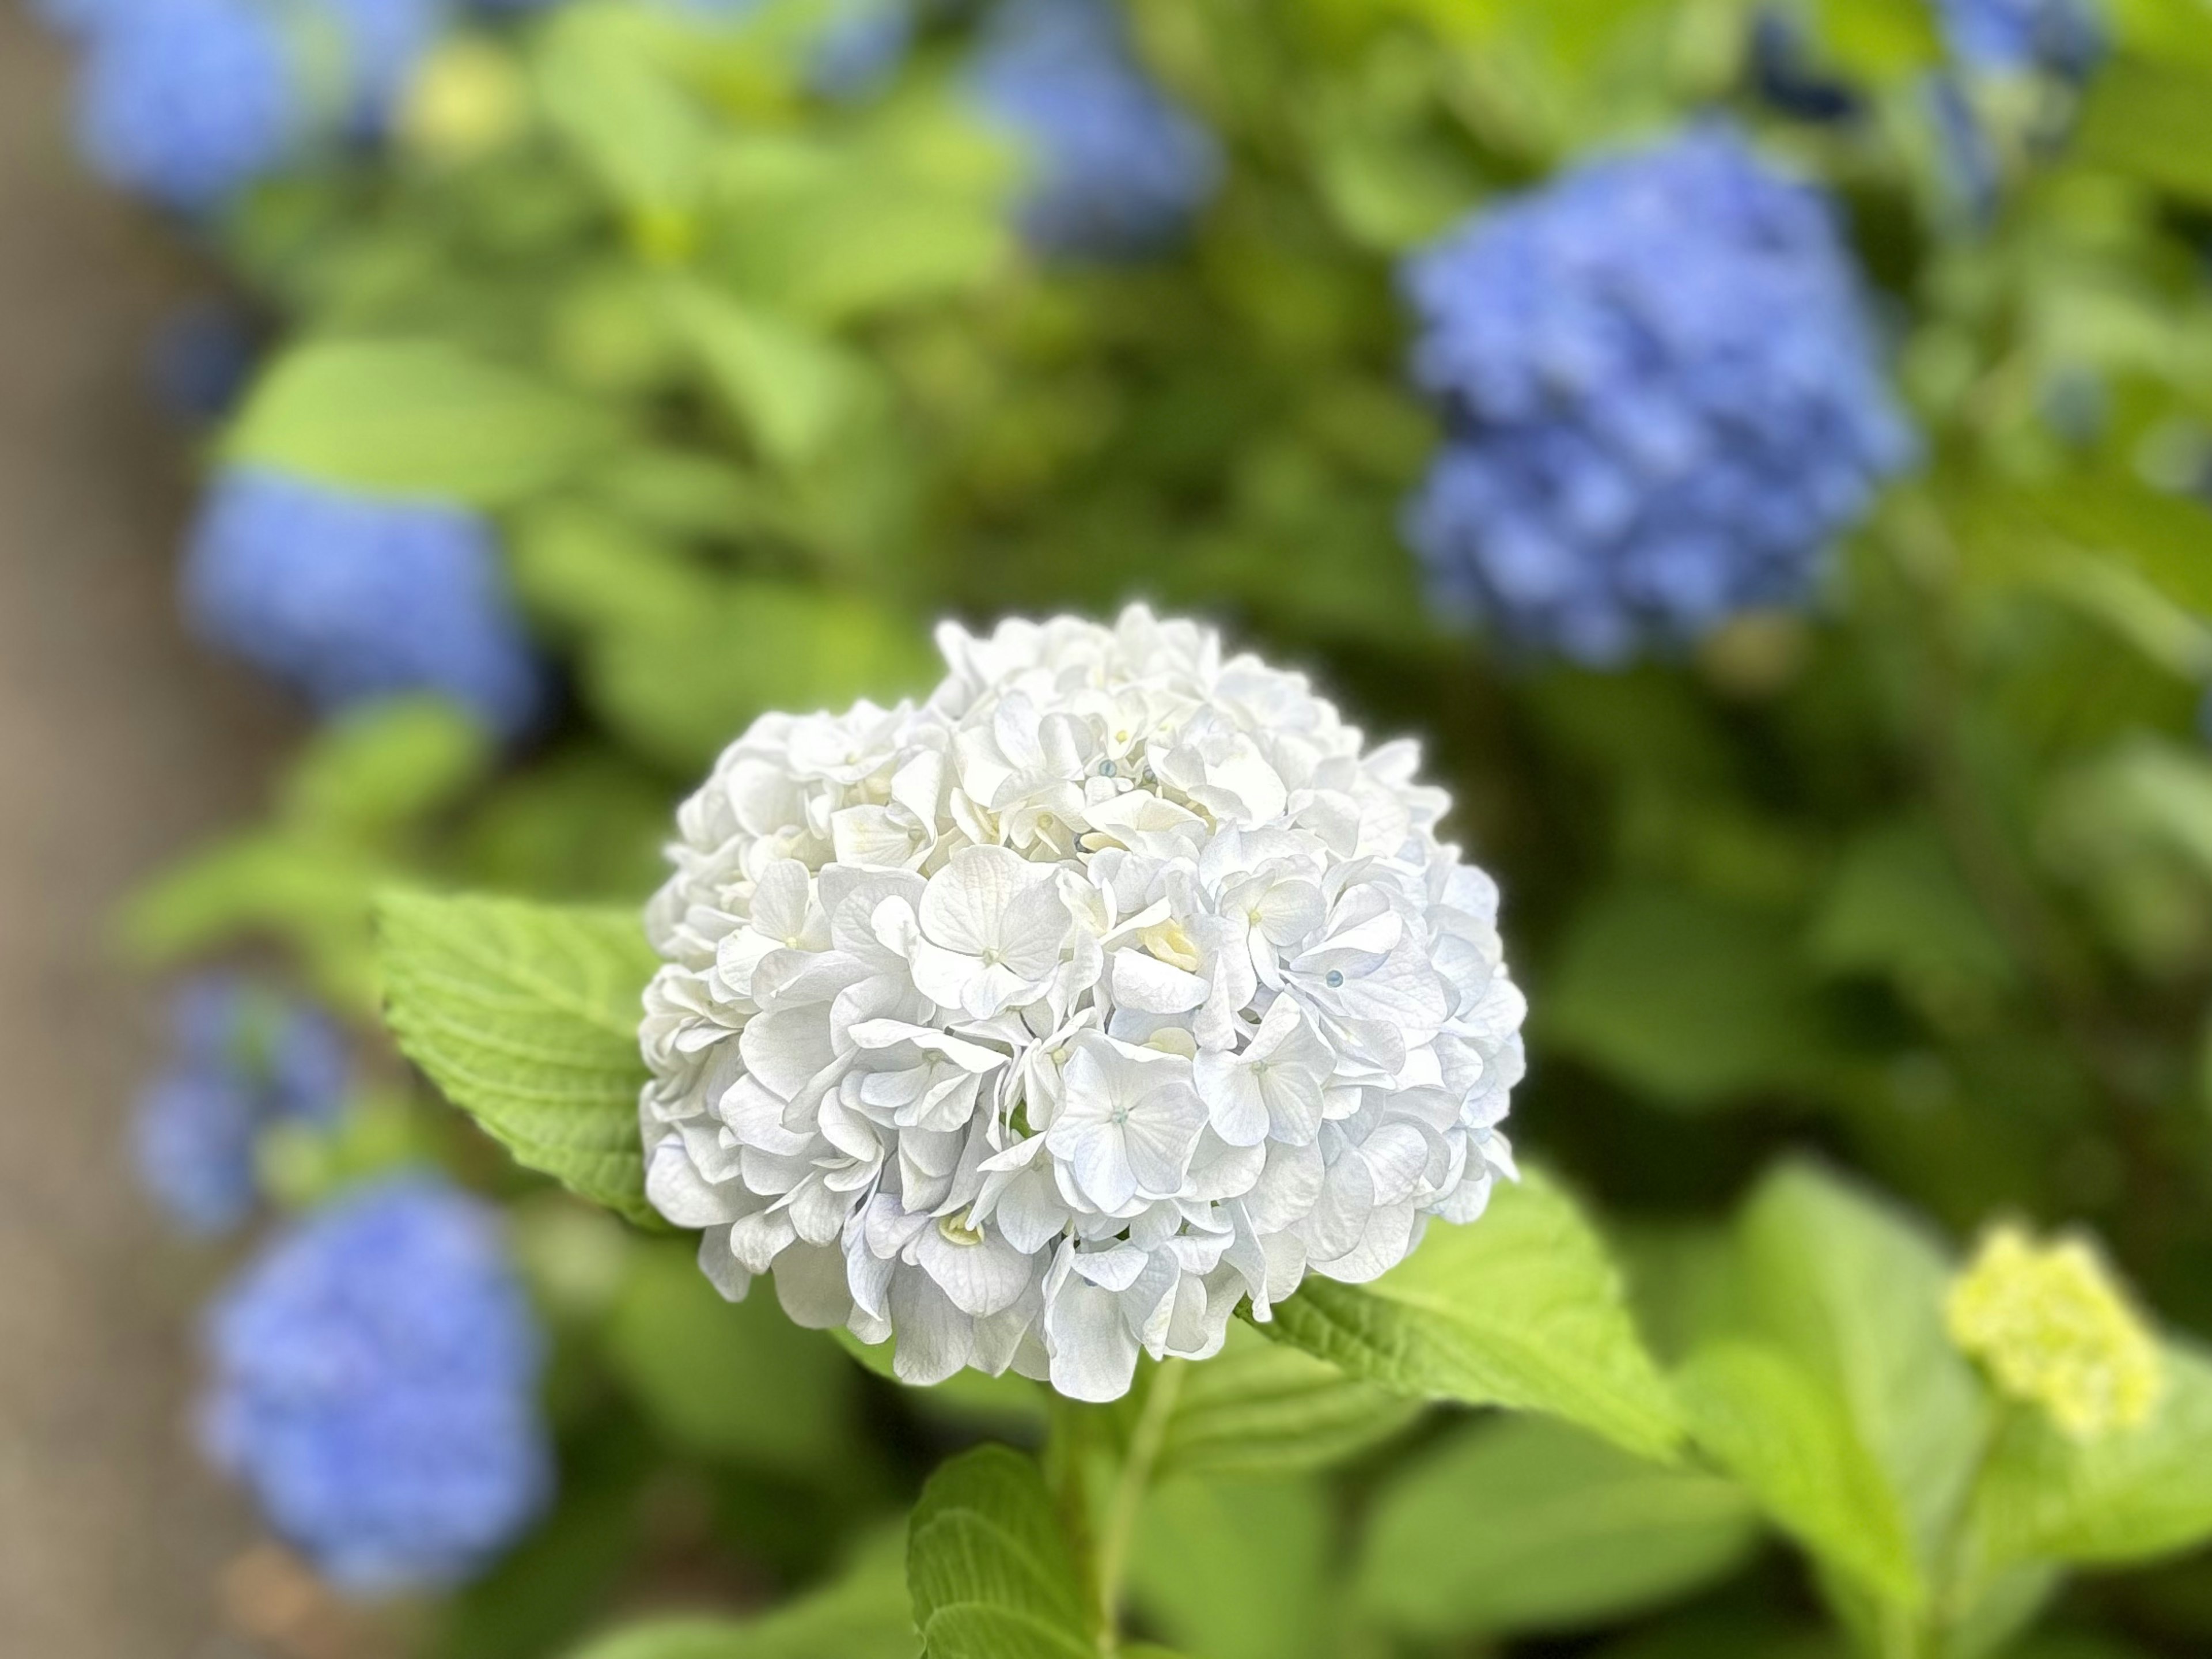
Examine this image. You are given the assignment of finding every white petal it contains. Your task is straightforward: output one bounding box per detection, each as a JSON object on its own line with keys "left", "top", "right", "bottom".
{"left": 697, "top": 1227, "right": 753, "bottom": 1302}
{"left": 646, "top": 1137, "right": 752, "bottom": 1227}
{"left": 891, "top": 1269, "right": 974, "bottom": 1385}
{"left": 1110, "top": 949, "right": 1210, "bottom": 1014}
{"left": 1044, "top": 1280, "right": 1142, "bottom": 1402}
{"left": 774, "top": 1242, "right": 855, "bottom": 1328}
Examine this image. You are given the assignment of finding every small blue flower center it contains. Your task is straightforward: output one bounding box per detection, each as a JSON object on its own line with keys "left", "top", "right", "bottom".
{"left": 1325, "top": 969, "right": 1344, "bottom": 988}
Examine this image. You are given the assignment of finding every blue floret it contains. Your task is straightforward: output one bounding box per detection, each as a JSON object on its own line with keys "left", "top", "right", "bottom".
{"left": 182, "top": 470, "right": 548, "bottom": 740}
{"left": 199, "top": 1176, "right": 552, "bottom": 1593}
{"left": 131, "top": 978, "right": 349, "bottom": 1235}
{"left": 970, "top": 0, "right": 1221, "bottom": 260}
{"left": 1399, "top": 126, "right": 1915, "bottom": 664}
{"left": 1934, "top": 0, "right": 2103, "bottom": 78}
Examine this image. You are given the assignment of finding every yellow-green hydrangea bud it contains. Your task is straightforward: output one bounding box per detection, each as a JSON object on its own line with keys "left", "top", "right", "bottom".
{"left": 1946, "top": 1222, "right": 2163, "bottom": 1440}
{"left": 397, "top": 37, "right": 528, "bottom": 167}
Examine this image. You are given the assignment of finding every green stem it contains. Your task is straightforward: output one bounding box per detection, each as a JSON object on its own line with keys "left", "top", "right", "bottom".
{"left": 1042, "top": 1391, "right": 1104, "bottom": 1654}
{"left": 1093, "top": 1361, "right": 1185, "bottom": 1653}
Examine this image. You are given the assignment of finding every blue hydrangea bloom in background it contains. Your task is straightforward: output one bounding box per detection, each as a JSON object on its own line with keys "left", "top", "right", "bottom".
{"left": 183, "top": 469, "right": 548, "bottom": 740}
{"left": 73, "top": 0, "right": 448, "bottom": 213}
{"left": 1400, "top": 126, "right": 1915, "bottom": 664}
{"left": 77, "top": 0, "right": 303, "bottom": 214}
{"left": 200, "top": 1176, "right": 552, "bottom": 1593}
{"left": 970, "top": 0, "right": 1221, "bottom": 260}
{"left": 133, "top": 977, "right": 350, "bottom": 1234}
{"left": 1935, "top": 0, "right": 2102, "bottom": 79}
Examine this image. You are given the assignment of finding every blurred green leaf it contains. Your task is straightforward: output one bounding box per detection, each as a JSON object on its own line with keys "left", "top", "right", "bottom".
{"left": 121, "top": 832, "right": 390, "bottom": 1013}
{"left": 2075, "top": 60, "right": 2212, "bottom": 208}
{"left": 376, "top": 891, "right": 658, "bottom": 1224}
{"left": 704, "top": 108, "right": 1016, "bottom": 324}
{"left": 1808, "top": 817, "right": 2018, "bottom": 999}
{"left": 279, "top": 697, "right": 493, "bottom": 839}
{"left": 584, "top": 581, "right": 940, "bottom": 775}
{"left": 567, "top": 1529, "right": 914, "bottom": 1659}
{"left": 1259, "top": 1168, "right": 1683, "bottom": 1461}
{"left": 606, "top": 1243, "right": 856, "bottom": 1475}
{"left": 667, "top": 281, "right": 882, "bottom": 466}
{"left": 907, "top": 1445, "right": 1094, "bottom": 1659}
{"left": 1130, "top": 1475, "right": 1335, "bottom": 1659}
{"left": 1356, "top": 1415, "right": 1761, "bottom": 1639}
{"left": 1541, "top": 882, "right": 1843, "bottom": 1108}
{"left": 228, "top": 339, "right": 624, "bottom": 506}
{"left": 1961, "top": 1343, "right": 2212, "bottom": 1584}
{"left": 1726, "top": 1165, "right": 1987, "bottom": 1576}
{"left": 1807, "top": 0, "right": 1942, "bottom": 74}
{"left": 1151, "top": 1321, "right": 1421, "bottom": 1482}
{"left": 536, "top": 4, "right": 716, "bottom": 218}
{"left": 1673, "top": 1342, "right": 1924, "bottom": 1611}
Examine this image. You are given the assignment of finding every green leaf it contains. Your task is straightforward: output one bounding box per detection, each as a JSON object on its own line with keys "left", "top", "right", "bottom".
{"left": 375, "top": 891, "right": 658, "bottom": 1224}
{"left": 1257, "top": 1168, "right": 1683, "bottom": 1461}
{"left": 705, "top": 109, "right": 1016, "bottom": 325}
{"left": 1130, "top": 1476, "right": 1335, "bottom": 1659}
{"left": 535, "top": 4, "right": 714, "bottom": 218}
{"left": 1961, "top": 1343, "right": 2212, "bottom": 1582}
{"left": 568, "top": 1529, "right": 915, "bottom": 1659}
{"left": 605, "top": 1242, "right": 856, "bottom": 1474}
{"left": 907, "top": 1446, "right": 1094, "bottom": 1659}
{"left": 1355, "top": 1415, "right": 1761, "bottom": 1639}
{"left": 1540, "top": 883, "right": 1843, "bottom": 1109}
{"left": 1808, "top": 819, "right": 2018, "bottom": 1000}
{"left": 120, "top": 832, "right": 391, "bottom": 1013}
{"left": 584, "top": 580, "right": 939, "bottom": 776}
{"left": 1727, "top": 1165, "right": 1988, "bottom": 1575}
{"left": 1150, "top": 1321, "right": 1420, "bottom": 1482}
{"left": 1673, "top": 1343, "right": 1923, "bottom": 1611}
{"left": 228, "top": 339, "right": 623, "bottom": 506}
{"left": 666, "top": 282, "right": 881, "bottom": 466}
{"left": 2075, "top": 60, "right": 2212, "bottom": 207}
{"left": 279, "top": 697, "right": 493, "bottom": 840}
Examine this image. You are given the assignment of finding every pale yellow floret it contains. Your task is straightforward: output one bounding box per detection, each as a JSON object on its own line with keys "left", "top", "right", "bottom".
{"left": 1945, "top": 1222, "right": 2164, "bottom": 1441}
{"left": 398, "top": 39, "right": 529, "bottom": 166}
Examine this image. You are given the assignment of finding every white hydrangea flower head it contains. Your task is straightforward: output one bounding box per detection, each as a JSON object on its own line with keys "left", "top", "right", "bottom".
{"left": 639, "top": 607, "right": 1527, "bottom": 1401}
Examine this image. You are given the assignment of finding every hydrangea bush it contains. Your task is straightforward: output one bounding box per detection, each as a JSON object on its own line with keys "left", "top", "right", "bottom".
{"left": 60, "top": 0, "right": 2212, "bottom": 1656}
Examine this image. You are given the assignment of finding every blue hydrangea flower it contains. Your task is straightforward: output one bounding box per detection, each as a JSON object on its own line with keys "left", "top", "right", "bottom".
{"left": 77, "top": 0, "right": 304, "bottom": 214}
{"left": 132, "top": 978, "right": 350, "bottom": 1235}
{"left": 29, "top": 0, "right": 142, "bottom": 40}
{"left": 200, "top": 1177, "right": 552, "bottom": 1593}
{"left": 73, "top": 0, "right": 448, "bottom": 213}
{"left": 1935, "top": 0, "right": 2103, "bottom": 78}
{"left": 182, "top": 469, "right": 548, "bottom": 740}
{"left": 969, "top": 0, "right": 1221, "bottom": 260}
{"left": 1400, "top": 126, "right": 1915, "bottom": 664}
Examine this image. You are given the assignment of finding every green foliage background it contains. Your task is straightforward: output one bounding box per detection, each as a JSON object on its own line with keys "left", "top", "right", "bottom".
{"left": 119, "top": 0, "right": 2212, "bottom": 1655}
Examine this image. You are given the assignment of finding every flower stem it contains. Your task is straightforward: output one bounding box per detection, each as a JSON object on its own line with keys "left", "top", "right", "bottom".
{"left": 1093, "top": 1361, "right": 1185, "bottom": 1652}
{"left": 1042, "top": 1391, "right": 1104, "bottom": 1654}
